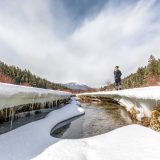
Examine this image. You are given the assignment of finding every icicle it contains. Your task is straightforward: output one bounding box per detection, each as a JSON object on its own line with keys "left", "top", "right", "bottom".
{"left": 10, "top": 108, "right": 14, "bottom": 130}
{"left": 50, "top": 102, "right": 52, "bottom": 109}
{"left": 43, "top": 102, "right": 45, "bottom": 109}
{"left": 48, "top": 102, "right": 51, "bottom": 109}
{"left": 0, "top": 110, "right": 2, "bottom": 117}
{"left": 47, "top": 102, "right": 49, "bottom": 109}
{"left": 5, "top": 108, "right": 7, "bottom": 120}
{"left": 31, "top": 103, "right": 34, "bottom": 111}
{"left": 1, "top": 108, "right": 3, "bottom": 118}
{"left": 40, "top": 103, "right": 44, "bottom": 109}
{"left": 32, "top": 96, "right": 35, "bottom": 111}
{"left": 44, "top": 102, "right": 46, "bottom": 109}
{"left": 52, "top": 101, "right": 54, "bottom": 108}
{"left": 38, "top": 103, "right": 40, "bottom": 110}
{"left": 55, "top": 99, "right": 57, "bottom": 106}
{"left": 9, "top": 108, "right": 11, "bottom": 121}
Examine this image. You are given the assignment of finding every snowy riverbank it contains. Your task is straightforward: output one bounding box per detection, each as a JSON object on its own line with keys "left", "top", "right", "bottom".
{"left": 0, "top": 82, "right": 71, "bottom": 109}
{"left": 0, "top": 99, "right": 84, "bottom": 160}
{"left": 0, "top": 82, "right": 72, "bottom": 127}
{"left": 78, "top": 86, "right": 160, "bottom": 120}
{"left": 1, "top": 86, "right": 160, "bottom": 160}
{"left": 1, "top": 97, "right": 160, "bottom": 160}
{"left": 33, "top": 124, "right": 160, "bottom": 160}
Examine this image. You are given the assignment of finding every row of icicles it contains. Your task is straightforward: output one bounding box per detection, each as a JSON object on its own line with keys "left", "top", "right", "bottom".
{"left": 0, "top": 98, "right": 70, "bottom": 130}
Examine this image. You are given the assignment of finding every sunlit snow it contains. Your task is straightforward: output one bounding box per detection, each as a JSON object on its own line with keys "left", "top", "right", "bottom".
{"left": 0, "top": 85, "right": 160, "bottom": 160}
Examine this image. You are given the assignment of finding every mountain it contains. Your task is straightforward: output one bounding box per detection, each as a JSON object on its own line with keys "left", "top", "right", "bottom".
{"left": 64, "top": 82, "right": 96, "bottom": 93}
{"left": 64, "top": 82, "right": 90, "bottom": 90}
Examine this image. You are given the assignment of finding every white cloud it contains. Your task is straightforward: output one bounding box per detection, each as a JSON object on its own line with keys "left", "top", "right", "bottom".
{"left": 0, "top": 0, "right": 160, "bottom": 86}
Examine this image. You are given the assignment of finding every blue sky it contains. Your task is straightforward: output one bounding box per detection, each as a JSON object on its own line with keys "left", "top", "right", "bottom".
{"left": 51, "top": 0, "right": 108, "bottom": 35}
{"left": 0, "top": 0, "right": 160, "bottom": 87}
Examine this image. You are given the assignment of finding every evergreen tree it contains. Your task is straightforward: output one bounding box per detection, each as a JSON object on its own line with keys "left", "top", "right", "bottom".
{"left": 0, "top": 61, "right": 71, "bottom": 92}
{"left": 147, "top": 55, "right": 158, "bottom": 76}
{"left": 120, "top": 55, "right": 160, "bottom": 89}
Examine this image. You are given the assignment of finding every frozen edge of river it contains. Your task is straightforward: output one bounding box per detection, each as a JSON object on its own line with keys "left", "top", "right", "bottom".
{"left": 1, "top": 86, "right": 160, "bottom": 160}
{"left": 0, "top": 82, "right": 71, "bottom": 109}
{"left": 78, "top": 86, "right": 160, "bottom": 120}
{"left": 0, "top": 98, "right": 84, "bottom": 160}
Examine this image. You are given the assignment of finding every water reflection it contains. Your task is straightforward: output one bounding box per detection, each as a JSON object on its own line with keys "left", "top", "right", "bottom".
{"left": 0, "top": 110, "right": 50, "bottom": 135}
{"left": 51, "top": 102, "right": 132, "bottom": 139}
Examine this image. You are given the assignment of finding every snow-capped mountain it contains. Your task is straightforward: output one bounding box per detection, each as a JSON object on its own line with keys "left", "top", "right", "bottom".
{"left": 63, "top": 82, "right": 91, "bottom": 91}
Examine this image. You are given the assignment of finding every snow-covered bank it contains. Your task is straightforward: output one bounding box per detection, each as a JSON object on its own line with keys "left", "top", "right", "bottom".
{"left": 0, "top": 99, "right": 84, "bottom": 160}
{"left": 32, "top": 124, "right": 160, "bottom": 160}
{"left": 0, "top": 91, "right": 160, "bottom": 160}
{"left": 0, "top": 82, "right": 71, "bottom": 109}
{"left": 78, "top": 86, "right": 160, "bottom": 120}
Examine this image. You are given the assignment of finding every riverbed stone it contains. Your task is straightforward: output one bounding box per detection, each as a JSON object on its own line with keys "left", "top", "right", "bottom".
{"left": 150, "top": 108, "right": 160, "bottom": 132}
{"left": 141, "top": 117, "right": 150, "bottom": 127}
{"left": 129, "top": 107, "right": 137, "bottom": 121}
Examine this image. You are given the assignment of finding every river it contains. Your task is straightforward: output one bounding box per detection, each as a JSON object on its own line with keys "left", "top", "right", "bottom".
{"left": 51, "top": 101, "right": 133, "bottom": 139}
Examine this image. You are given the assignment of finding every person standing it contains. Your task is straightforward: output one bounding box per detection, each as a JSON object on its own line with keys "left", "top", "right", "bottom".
{"left": 114, "top": 66, "right": 122, "bottom": 90}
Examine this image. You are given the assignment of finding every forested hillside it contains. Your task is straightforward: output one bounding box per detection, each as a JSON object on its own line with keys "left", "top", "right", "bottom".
{"left": 0, "top": 61, "right": 71, "bottom": 92}
{"left": 102, "top": 55, "right": 160, "bottom": 90}
{"left": 122, "top": 55, "right": 160, "bottom": 89}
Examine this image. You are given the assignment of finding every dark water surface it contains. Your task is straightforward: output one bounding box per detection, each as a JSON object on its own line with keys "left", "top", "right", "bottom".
{"left": 0, "top": 110, "right": 50, "bottom": 135}
{"left": 51, "top": 102, "right": 132, "bottom": 139}
{"left": 0, "top": 102, "right": 132, "bottom": 138}
{"left": 0, "top": 104, "right": 66, "bottom": 135}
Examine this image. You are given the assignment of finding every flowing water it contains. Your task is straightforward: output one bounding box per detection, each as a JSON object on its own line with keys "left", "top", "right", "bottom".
{"left": 0, "top": 101, "right": 132, "bottom": 138}
{"left": 51, "top": 102, "right": 133, "bottom": 139}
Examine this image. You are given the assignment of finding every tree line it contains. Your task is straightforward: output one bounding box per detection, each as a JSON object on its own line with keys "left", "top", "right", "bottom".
{"left": 102, "top": 55, "right": 160, "bottom": 90}
{"left": 0, "top": 61, "right": 71, "bottom": 92}
{"left": 122, "top": 55, "right": 160, "bottom": 89}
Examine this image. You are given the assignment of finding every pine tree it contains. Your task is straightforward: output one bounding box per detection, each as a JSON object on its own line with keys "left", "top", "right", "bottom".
{"left": 0, "top": 60, "right": 71, "bottom": 92}
{"left": 147, "top": 55, "right": 158, "bottom": 76}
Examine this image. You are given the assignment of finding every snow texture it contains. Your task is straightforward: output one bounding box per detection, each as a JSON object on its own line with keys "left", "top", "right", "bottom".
{"left": 78, "top": 86, "right": 160, "bottom": 118}
{"left": 33, "top": 125, "right": 160, "bottom": 160}
{"left": 0, "top": 82, "right": 71, "bottom": 109}
{"left": 0, "top": 85, "right": 160, "bottom": 160}
{"left": 0, "top": 98, "right": 84, "bottom": 160}
{"left": 79, "top": 86, "right": 160, "bottom": 100}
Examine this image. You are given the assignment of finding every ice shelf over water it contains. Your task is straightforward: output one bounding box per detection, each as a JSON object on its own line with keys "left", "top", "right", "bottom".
{"left": 0, "top": 82, "right": 71, "bottom": 109}
{"left": 78, "top": 86, "right": 160, "bottom": 119}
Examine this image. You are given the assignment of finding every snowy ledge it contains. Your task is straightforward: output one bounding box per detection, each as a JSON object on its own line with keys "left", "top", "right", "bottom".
{"left": 78, "top": 86, "right": 160, "bottom": 120}
{"left": 33, "top": 124, "right": 160, "bottom": 160}
{"left": 1, "top": 90, "right": 160, "bottom": 160}
{"left": 0, "top": 98, "right": 84, "bottom": 160}
{"left": 0, "top": 82, "right": 71, "bottom": 109}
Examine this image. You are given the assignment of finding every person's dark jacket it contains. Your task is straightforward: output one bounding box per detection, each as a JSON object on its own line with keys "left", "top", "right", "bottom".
{"left": 114, "top": 69, "right": 122, "bottom": 80}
